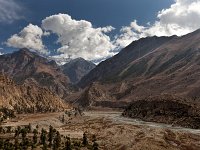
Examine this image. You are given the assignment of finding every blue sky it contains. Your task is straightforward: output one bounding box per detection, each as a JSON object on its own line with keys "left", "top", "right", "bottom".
{"left": 1, "top": 0, "right": 200, "bottom": 64}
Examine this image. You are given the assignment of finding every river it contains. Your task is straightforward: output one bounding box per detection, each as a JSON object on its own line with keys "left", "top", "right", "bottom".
{"left": 84, "top": 111, "right": 200, "bottom": 135}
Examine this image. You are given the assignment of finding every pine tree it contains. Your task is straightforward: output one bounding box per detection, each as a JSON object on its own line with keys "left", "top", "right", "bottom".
{"left": 65, "top": 137, "right": 72, "bottom": 150}
{"left": 92, "top": 135, "right": 97, "bottom": 142}
{"left": 36, "top": 125, "right": 39, "bottom": 130}
{"left": 42, "top": 143, "right": 48, "bottom": 150}
{"left": 14, "top": 126, "right": 21, "bottom": 138}
{"left": 48, "top": 125, "right": 54, "bottom": 147}
{"left": 53, "top": 131, "right": 61, "bottom": 150}
{"left": 40, "top": 128, "right": 47, "bottom": 146}
{"left": 62, "top": 115, "right": 65, "bottom": 123}
{"left": 27, "top": 123, "right": 32, "bottom": 133}
{"left": 82, "top": 132, "right": 88, "bottom": 146}
{"left": 14, "top": 138, "right": 19, "bottom": 150}
{"left": 21, "top": 128, "right": 28, "bottom": 144}
{"left": 92, "top": 142, "right": 99, "bottom": 150}
{"left": 92, "top": 134, "right": 98, "bottom": 150}
{"left": 33, "top": 129, "right": 38, "bottom": 144}
{"left": 0, "top": 126, "right": 3, "bottom": 133}
{"left": 0, "top": 139, "right": 4, "bottom": 149}
{"left": 7, "top": 126, "right": 11, "bottom": 133}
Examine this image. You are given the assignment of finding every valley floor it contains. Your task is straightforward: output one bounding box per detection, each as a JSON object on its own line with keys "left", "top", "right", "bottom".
{"left": 2, "top": 111, "right": 200, "bottom": 150}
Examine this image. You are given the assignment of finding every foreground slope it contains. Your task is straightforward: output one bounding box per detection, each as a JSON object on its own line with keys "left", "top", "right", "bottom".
{"left": 0, "top": 74, "right": 68, "bottom": 113}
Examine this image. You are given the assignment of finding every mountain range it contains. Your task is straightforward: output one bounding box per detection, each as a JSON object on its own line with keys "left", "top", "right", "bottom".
{"left": 0, "top": 48, "right": 95, "bottom": 112}
{"left": 1, "top": 29, "right": 200, "bottom": 111}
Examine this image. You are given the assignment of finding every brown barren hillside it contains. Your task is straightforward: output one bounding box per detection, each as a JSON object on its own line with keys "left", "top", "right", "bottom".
{"left": 0, "top": 48, "right": 74, "bottom": 98}
{"left": 76, "top": 29, "right": 200, "bottom": 108}
{"left": 0, "top": 74, "right": 69, "bottom": 113}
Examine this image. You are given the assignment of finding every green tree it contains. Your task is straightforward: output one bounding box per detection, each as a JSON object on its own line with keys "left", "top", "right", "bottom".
{"left": 82, "top": 132, "right": 88, "bottom": 146}
{"left": 48, "top": 125, "right": 54, "bottom": 147}
{"left": 53, "top": 131, "right": 61, "bottom": 150}
{"left": 92, "top": 135, "right": 98, "bottom": 150}
{"left": 14, "top": 138, "right": 19, "bottom": 150}
{"left": 15, "top": 126, "right": 21, "bottom": 137}
{"left": 42, "top": 143, "right": 48, "bottom": 150}
{"left": 21, "top": 128, "right": 28, "bottom": 142}
{"left": 92, "top": 135, "right": 97, "bottom": 143}
{"left": 40, "top": 128, "right": 47, "bottom": 146}
{"left": 92, "top": 142, "right": 99, "bottom": 150}
{"left": 27, "top": 123, "right": 32, "bottom": 133}
{"left": 33, "top": 129, "right": 38, "bottom": 145}
{"left": 0, "top": 139, "right": 4, "bottom": 149}
{"left": 65, "top": 137, "right": 72, "bottom": 150}
{"left": 36, "top": 125, "right": 39, "bottom": 130}
{"left": 22, "top": 138, "right": 30, "bottom": 150}
{"left": 62, "top": 115, "right": 65, "bottom": 123}
{"left": 6, "top": 126, "right": 11, "bottom": 133}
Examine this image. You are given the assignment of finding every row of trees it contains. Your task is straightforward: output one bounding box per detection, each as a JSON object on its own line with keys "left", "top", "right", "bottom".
{"left": 0, "top": 124, "right": 99, "bottom": 150}
{"left": 0, "top": 107, "right": 16, "bottom": 122}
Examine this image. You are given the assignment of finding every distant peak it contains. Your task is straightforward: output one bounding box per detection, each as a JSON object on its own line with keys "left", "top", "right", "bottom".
{"left": 18, "top": 48, "right": 33, "bottom": 54}
{"left": 14, "top": 48, "right": 39, "bottom": 58}
{"left": 73, "top": 57, "right": 86, "bottom": 62}
{"left": 19, "top": 48, "right": 30, "bottom": 52}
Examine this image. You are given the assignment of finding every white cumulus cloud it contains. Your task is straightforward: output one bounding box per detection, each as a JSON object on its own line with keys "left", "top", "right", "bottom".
{"left": 115, "top": 0, "right": 200, "bottom": 48}
{"left": 6, "top": 24, "right": 48, "bottom": 54}
{"left": 42, "top": 14, "right": 116, "bottom": 61}
{"left": 0, "top": 0, "right": 23, "bottom": 23}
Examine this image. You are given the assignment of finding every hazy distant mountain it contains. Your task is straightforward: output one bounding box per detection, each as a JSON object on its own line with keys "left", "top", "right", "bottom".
{"left": 76, "top": 29, "right": 200, "bottom": 107}
{"left": 48, "top": 56, "right": 72, "bottom": 66}
{"left": 0, "top": 74, "right": 69, "bottom": 113}
{"left": 0, "top": 48, "right": 74, "bottom": 98}
{"left": 62, "top": 58, "right": 96, "bottom": 84}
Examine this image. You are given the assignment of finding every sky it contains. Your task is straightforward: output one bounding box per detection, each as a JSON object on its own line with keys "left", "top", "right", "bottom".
{"left": 0, "top": 0, "right": 200, "bottom": 64}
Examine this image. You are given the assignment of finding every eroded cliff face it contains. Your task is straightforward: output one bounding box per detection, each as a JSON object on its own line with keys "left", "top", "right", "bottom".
{"left": 0, "top": 74, "right": 70, "bottom": 113}
{"left": 123, "top": 95, "right": 200, "bottom": 129}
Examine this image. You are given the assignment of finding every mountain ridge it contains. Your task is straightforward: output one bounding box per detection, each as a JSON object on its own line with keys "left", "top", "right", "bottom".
{"left": 75, "top": 29, "right": 200, "bottom": 107}
{"left": 62, "top": 57, "right": 96, "bottom": 84}
{"left": 0, "top": 48, "right": 74, "bottom": 99}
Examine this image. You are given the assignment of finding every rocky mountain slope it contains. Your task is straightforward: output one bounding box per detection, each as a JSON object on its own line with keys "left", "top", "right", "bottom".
{"left": 79, "top": 35, "right": 177, "bottom": 87}
{"left": 76, "top": 29, "right": 200, "bottom": 107}
{"left": 62, "top": 58, "right": 95, "bottom": 84}
{"left": 123, "top": 95, "right": 200, "bottom": 129}
{"left": 0, "top": 74, "right": 69, "bottom": 113}
{"left": 0, "top": 48, "right": 74, "bottom": 98}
